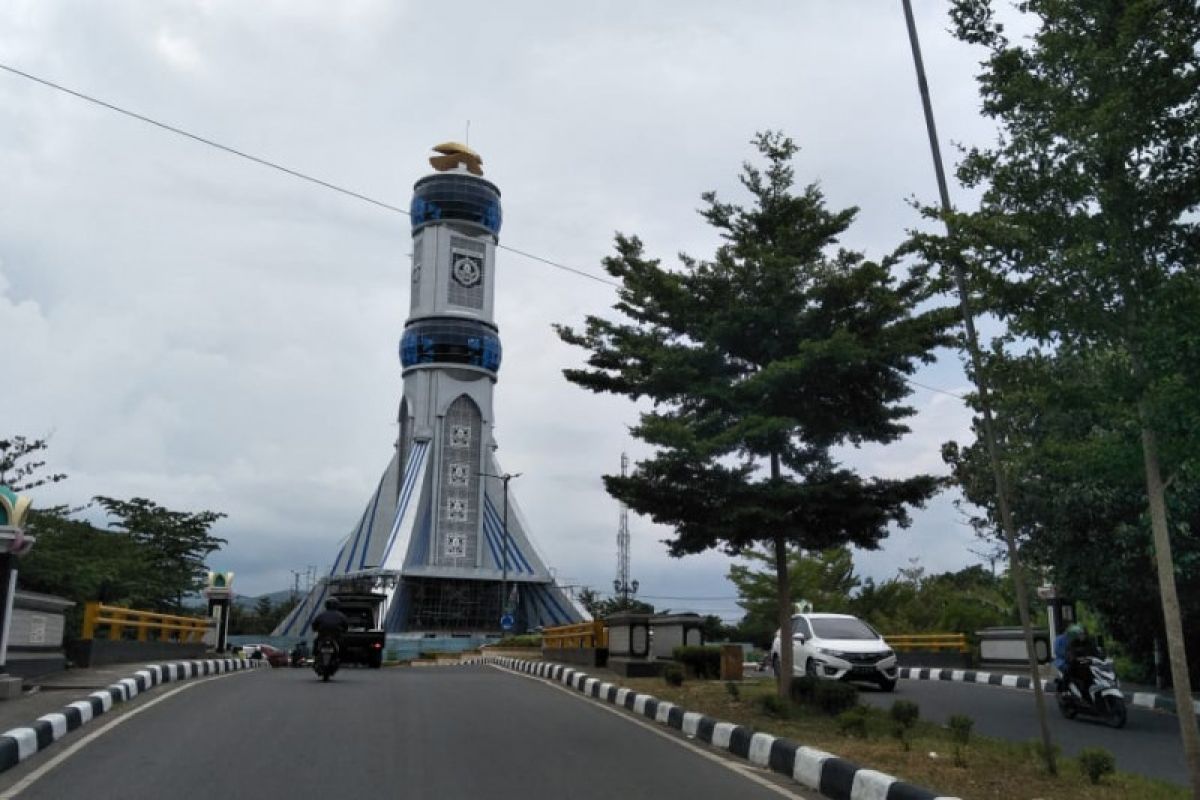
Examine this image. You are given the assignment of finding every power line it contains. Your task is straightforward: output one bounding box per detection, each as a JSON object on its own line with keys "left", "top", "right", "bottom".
{"left": 1, "top": 61, "right": 968, "bottom": 401}
{"left": 0, "top": 60, "right": 619, "bottom": 288}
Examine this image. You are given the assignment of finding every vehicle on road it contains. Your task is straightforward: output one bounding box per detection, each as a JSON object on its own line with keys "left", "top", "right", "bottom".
{"left": 313, "top": 636, "right": 340, "bottom": 681}
{"left": 330, "top": 590, "right": 386, "bottom": 669}
{"left": 1057, "top": 654, "right": 1127, "bottom": 728}
{"left": 769, "top": 612, "right": 898, "bottom": 691}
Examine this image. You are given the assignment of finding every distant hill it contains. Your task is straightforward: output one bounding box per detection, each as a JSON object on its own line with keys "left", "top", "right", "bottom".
{"left": 184, "top": 588, "right": 298, "bottom": 610}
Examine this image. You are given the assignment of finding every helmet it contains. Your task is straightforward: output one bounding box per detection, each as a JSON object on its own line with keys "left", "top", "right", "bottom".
{"left": 1066, "top": 623, "right": 1084, "bottom": 638}
{"left": 325, "top": 597, "right": 341, "bottom": 611}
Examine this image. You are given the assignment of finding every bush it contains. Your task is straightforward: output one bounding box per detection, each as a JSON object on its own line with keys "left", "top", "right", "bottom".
{"left": 947, "top": 714, "right": 973, "bottom": 745}
{"left": 758, "top": 693, "right": 788, "bottom": 718}
{"left": 724, "top": 681, "right": 740, "bottom": 700}
{"left": 948, "top": 714, "right": 974, "bottom": 767}
{"left": 813, "top": 680, "right": 859, "bottom": 716}
{"left": 495, "top": 635, "right": 542, "bottom": 648}
{"left": 788, "top": 675, "right": 819, "bottom": 704}
{"left": 890, "top": 700, "right": 920, "bottom": 751}
{"left": 672, "top": 646, "right": 723, "bottom": 679}
{"left": 1078, "top": 747, "right": 1116, "bottom": 785}
{"left": 837, "top": 706, "right": 870, "bottom": 738}
{"left": 890, "top": 699, "right": 920, "bottom": 729}
{"left": 663, "top": 664, "right": 685, "bottom": 687}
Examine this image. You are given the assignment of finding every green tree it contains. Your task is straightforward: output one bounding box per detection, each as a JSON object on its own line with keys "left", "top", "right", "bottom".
{"left": 93, "top": 497, "right": 226, "bottom": 612}
{"left": 941, "top": 2, "right": 1200, "bottom": 785}
{"left": 728, "top": 546, "right": 859, "bottom": 646}
{"left": 943, "top": 346, "right": 1200, "bottom": 680}
{"left": 0, "top": 436, "right": 67, "bottom": 493}
{"left": 556, "top": 132, "right": 950, "bottom": 697}
{"left": 20, "top": 507, "right": 152, "bottom": 637}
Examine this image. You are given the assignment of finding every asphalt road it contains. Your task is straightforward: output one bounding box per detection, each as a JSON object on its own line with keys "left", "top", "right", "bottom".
{"left": 0, "top": 665, "right": 811, "bottom": 800}
{"left": 857, "top": 677, "right": 1189, "bottom": 786}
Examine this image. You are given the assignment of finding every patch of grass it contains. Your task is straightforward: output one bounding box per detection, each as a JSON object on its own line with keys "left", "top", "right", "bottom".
{"left": 620, "top": 678, "right": 1186, "bottom": 800}
{"left": 724, "top": 681, "right": 740, "bottom": 701}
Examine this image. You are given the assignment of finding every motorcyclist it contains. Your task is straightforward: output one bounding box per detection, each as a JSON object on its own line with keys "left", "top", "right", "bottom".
{"left": 1055, "top": 623, "right": 1097, "bottom": 694}
{"left": 311, "top": 597, "right": 349, "bottom": 651}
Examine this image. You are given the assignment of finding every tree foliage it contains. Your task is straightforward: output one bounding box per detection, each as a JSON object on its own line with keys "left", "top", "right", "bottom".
{"left": 92, "top": 496, "right": 226, "bottom": 612}
{"left": 557, "top": 131, "right": 952, "bottom": 695}
{"left": 0, "top": 436, "right": 67, "bottom": 493}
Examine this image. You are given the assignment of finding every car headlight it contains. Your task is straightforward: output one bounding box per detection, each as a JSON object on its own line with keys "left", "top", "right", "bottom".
{"left": 816, "top": 648, "right": 850, "bottom": 659}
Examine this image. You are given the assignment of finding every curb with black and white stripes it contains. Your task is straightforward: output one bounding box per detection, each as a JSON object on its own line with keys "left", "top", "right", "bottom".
{"left": 470, "top": 656, "right": 959, "bottom": 800}
{"left": 0, "top": 657, "right": 265, "bottom": 773}
{"left": 898, "top": 666, "right": 1200, "bottom": 716}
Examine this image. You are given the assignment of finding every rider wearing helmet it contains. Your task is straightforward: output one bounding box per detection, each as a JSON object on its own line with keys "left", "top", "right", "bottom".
{"left": 311, "top": 596, "right": 349, "bottom": 642}
{"left": 1056, "top": 623, "right": 1097, "bottom": 693}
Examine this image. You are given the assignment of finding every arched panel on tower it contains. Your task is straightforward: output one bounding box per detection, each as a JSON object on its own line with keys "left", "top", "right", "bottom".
{"left": 397, "top": 398, "right": 412, "bottom": 505}
{"left": 437, "top": 394, "right": 482, "bottom": 568}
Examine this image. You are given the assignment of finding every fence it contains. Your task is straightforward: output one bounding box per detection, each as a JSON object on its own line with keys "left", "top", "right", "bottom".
{"left": 541, "top": 620, "right": 608, "bottom": 650}
{"left": 81, "top": 602, "right": 211, "bottom": 643}
{"left": 884, "top": 633, "right": 970, "bottom": 653}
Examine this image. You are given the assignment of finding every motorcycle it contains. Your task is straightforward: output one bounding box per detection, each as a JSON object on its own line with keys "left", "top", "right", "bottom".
{"left": 1057, "top": 655, "right": 1126, "bottom": 728}
{"left": 313, "top": 636, "right": 340, "bottom": 682}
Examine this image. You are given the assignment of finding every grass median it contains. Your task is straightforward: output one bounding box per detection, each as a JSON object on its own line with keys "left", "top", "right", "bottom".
{"left": 620, "top": 675, "right": 1185, "bottom": 800}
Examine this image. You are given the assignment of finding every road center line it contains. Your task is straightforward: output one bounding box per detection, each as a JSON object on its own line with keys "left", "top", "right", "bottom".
{"left": 0, "top": 670, "right": 247, "bottom": 799}
{"left": 491, "top": 665, "right": 810, "bottom": 800}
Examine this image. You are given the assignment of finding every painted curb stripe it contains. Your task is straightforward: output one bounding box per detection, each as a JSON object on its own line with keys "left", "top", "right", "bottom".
{"left": 478, "top": 656, "right": 958, "bottom": 800}
{"left": 900, "top": 664, "right": 1194, "bottom": 719}
{"left": 0, "top": 658, "right": 263, "bottom": 775}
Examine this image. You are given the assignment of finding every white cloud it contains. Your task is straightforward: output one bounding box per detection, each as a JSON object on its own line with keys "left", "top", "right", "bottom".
{"left": 1, "top": 0, "right": 999, "bottom": 604}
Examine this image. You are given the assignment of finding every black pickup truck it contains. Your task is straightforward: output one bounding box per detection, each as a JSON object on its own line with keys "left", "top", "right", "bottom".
{"left": 330, "top": 591, "right": 386, "bottom": 669}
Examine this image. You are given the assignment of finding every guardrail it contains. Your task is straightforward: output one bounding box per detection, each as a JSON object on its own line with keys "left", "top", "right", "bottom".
{"left": 81, "top": 601, "right": 211, "bottom": 643}
{"left": 885, "top": 633, "right": 970, "bottom": 653}
{"left": 542, "top": 620, "right": 608, "bottom": 649}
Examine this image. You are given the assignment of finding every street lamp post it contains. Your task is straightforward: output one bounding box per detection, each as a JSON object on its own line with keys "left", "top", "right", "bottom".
{"left": 479, "top": 471, "right": 521, "bottom": 624}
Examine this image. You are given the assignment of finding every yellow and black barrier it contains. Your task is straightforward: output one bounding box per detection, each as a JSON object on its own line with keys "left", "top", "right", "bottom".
{"left": 81, "top": 601, "right": 211, "bottom": 643}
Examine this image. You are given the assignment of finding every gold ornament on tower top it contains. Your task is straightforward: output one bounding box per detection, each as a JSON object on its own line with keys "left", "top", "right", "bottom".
{"left": 429, "top": 142, "right": 483, "bottom": 176}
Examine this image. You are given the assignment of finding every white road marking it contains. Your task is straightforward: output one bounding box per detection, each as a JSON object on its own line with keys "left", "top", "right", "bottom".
{"left": 0, "top": 670, "right": 250, "bottom": 799}
{"left": 489, "top": 664, "right": 811, "bottom": 799}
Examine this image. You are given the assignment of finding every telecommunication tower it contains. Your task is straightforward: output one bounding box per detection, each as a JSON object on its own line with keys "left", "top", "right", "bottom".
{"left": 613, "top": 452, "right": 639, "bottom": 602}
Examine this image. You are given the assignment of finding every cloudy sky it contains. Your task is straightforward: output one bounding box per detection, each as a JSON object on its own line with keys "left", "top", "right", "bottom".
{"left": 1, "top": 1, "right": 1011, "bottom": 619}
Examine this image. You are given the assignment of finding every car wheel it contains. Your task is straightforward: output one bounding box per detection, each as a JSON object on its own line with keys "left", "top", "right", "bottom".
{"left": 805, "top": 658, "right": 819, "bottom": 679}
{"left": 878, "top": 678, "right": 897, "bottom": 692}
{"left": 771, "top": 653, "right": 780, "bottom": 677}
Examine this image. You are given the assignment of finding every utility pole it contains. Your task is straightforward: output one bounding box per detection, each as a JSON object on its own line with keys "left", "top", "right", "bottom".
{"left": 613, "top": 453, "right": 639, "bottom": 605}
{"left": 901, "top": 0, "right": 1057, "bottom": 774}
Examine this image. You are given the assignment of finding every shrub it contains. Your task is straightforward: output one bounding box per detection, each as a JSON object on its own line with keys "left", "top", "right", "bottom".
{"left": 890, "top": 700, "right": 920, "bottom": 751}
{"left": 496, "top": 635, "right": 542, "bottom": 648}
{"left": 788, "top": 675, "right": 818, "bottom": 704}
{"left": 725, "top": 681, "right": 740, "bottom": 700}
{"left": 672, "top": 646, "right": 723, "bottom": 679}
{"left": 663, "top": 664, "right": 685, "bottom": 687}
{"left": 1025, "top": 737, "right": 1061, "bottom": 768}
{"left": 758, "top": 693, "right": 788, "bottom": 718}
{"left": 837, "top": 706, "right": 870, "bottom": 738}
{"left": 947, "top": 714, "right": 973, "bottom": 745}
{"left": 1078, "top": 747, "right": 1116, "bottom": 785}
{"left": 948, "top": 714, "right": 974, "bottom": 767}
{"left": 813, "top": 680, "right": 859, "bottom": 716}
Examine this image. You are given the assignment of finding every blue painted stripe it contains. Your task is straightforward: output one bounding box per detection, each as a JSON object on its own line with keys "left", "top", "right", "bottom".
{"left": 539, "top": 583, "right": 572, "bottom": 624}
{"left": 531, "top": 585, "right": 566, "bottom": 626}
{"left": 298, "top": 584, "right": 331, "bottom": 637}
{"left": 328, "top": 539, "right": 349, "bottom": 577}
{"left": 481, "top": 518, "right": 503, "bottom": 570}
{"left": 483, "top": 499, "right": 533, "bottom": 574}
{"left": 342, "top": 497, "right": 373, "bottom": 575}
{"left": 379, "top": 441, "right": 428, "bottom": 566}
{"left": 357, "top": 477, "right": 386, "bottom": 570}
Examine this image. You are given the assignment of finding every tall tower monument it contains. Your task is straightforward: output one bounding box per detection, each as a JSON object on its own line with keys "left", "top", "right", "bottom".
{"left": 275, "top": 144, "right": 585, "bottom": 640}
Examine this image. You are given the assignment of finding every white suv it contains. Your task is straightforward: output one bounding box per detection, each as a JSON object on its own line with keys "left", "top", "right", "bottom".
{"left": 769, "top": 613, "right": 898, "bottom": 691}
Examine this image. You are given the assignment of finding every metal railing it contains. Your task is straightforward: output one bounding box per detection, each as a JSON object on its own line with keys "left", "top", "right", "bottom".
{"left": 541, "top": 621, "right": 608, "bottom": 649}
{"left": 81, "top": 601, "right": 211, "bottom": 643}
{"left": 884, "top": 633, "right": 970, "bottom": 653}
